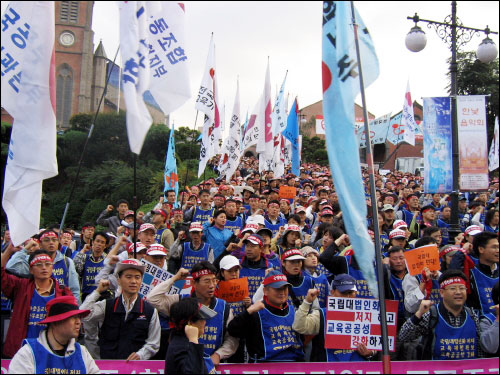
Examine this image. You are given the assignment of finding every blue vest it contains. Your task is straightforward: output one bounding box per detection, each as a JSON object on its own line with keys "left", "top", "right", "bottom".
{"left": 81, "top": 255, "right": 105, "bottom": 295}
{"left": 314, "top": 308, "right": 366, "bottom": 362}
{"left": 484, "top": 225, "right": 498, "bottom": 234}
{"left": 199, "top": 298, "right": 226, "bottom": 356}
{"left": 416, "top": 275, "right": 441, "bottom": 306}
{"left": 180, "top": 242, "right": 211, "bottom": 272}
{"left": 290, "top": 276, "right": 315, "bottom": 308}
{"left": 471, "top": 267, "right": 498, "bottom": 323}
{"left": 155, "top": 228, "right": 168, "bottom": 244}
{"left": 52, "top": 258, "right": 69, "bottom": 287}
{"left": 24, "top": 337, "right": 86, "bottom": 374}
{"left": 240, "top": 264, "right": 267, "bottom": 299}
{"left": 267, "top": 254, "right": 281, "bottom": 271}
{"left": 27, "top": 289, "right": 55, "bottom": 339}
{"left": 225, "top": 216, "right": 243, "bottom": 233}
{"left": 1, "top": 292, "right": 12, "bottom": 312}
{"left": 264, "top": 216, "right": 287, "bottom": 237}
{"left": 389, "top": 274, "right": 405, "bottom": 323}
{"left": 193, "top": 207, "right": 214, "bottom": 224}
{"left": 433, "top": 305, "right": 478, "bottom": 360}
{"left": 436, "top": 219, "right": 450, "bottom": 245}
{"left": 253, "top": 306, "right": 303, "bottom": 362}
{"left": 345, "top": 256, "right": 374, "bottom": 299}
{"left": 304, "top": 272, "right": 329, "bottom": 308}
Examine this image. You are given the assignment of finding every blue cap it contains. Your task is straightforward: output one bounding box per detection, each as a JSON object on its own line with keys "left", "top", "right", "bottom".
{"left": 331, "top": 274, "right": 357, "bottom": 293}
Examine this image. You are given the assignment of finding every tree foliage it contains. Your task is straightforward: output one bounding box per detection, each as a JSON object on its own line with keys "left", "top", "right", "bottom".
{"left": 1, "top": 112, "right": 213, "bottom": 229}
{"left": 448, "top": 51, "right": 499, "bottom": 141}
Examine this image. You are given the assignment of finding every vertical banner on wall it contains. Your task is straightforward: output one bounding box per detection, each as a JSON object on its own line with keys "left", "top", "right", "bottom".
{"left": 457, "top": 95, "right": 489, "bottom": 191}
{"left": 423, "top": 97, "right": 453, "bottom": 193}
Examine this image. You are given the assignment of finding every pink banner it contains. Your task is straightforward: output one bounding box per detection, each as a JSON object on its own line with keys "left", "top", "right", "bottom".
{"left": 2, "top": 358, "right": 499, "bottom": 374}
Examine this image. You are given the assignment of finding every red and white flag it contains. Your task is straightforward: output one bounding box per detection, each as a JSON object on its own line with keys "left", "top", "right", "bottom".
{"left": 219, "top": 81, "right": 241, "bottom": 181}
{"left": 257, "top": 60, "right": 273, "bottom": 172}
{"left": 401, "top": 80, "right": 418, "bottom": 146}
{"left": 1, "top": 1, "right": 58, "bottom": 245}
{"left": 120, "top": 1, "right": 191, "bottom": 154}
{"left": 196, "top": 35, "right": 221, "bottom": 177}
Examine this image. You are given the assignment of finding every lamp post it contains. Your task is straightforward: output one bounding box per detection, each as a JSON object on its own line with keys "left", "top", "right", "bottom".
{"left": 405, "top": 1, "right": 498, "bottom": 240}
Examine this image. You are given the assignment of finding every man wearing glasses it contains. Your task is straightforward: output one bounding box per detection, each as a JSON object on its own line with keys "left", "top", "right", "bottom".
{"left": 1, "top": 247, "right": 73, "bottom": 358}
{"left": 148, "top": 261, "right": 238, "bottom": 370}
{"left": 398, "top": 269, "right": 497, "bottom": 359}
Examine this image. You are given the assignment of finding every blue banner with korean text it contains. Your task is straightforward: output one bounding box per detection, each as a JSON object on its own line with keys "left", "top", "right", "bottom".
{"left": 423, "top": 97, "right": 453, "bottom": 193}
{"left": 322, "top": 1, "right": 379, "bottom": 297}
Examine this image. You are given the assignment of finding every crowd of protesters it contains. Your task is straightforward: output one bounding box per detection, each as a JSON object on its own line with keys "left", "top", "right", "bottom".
{"left": 1, "top": 156, "right": 498, "bottom": 373}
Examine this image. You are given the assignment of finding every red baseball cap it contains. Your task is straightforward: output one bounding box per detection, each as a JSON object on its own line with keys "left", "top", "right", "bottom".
{"left": 39, "top": 296, "right": 90, "bottom": 324}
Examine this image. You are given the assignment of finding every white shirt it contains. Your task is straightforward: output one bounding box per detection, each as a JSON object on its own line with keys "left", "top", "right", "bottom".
{"left": 8, "top": 330, "right": 100, "bottom": 374}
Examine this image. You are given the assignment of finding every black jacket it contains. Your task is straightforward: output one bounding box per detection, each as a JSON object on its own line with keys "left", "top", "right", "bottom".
{"left": 165, "top": 330, "right": 207, "bottom": 374}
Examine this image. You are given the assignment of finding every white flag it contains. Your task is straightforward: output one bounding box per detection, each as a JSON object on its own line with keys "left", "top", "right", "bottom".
{"left": 358, "top": 112, "right": 392, "bottom": 148}
{"left": 489, "top": 117, "right": 499, "bottom": 171}
{"left": 147, "top": 2, "right": 191, "bottom": 115}
{"left": 120, "top": 1, "right": 191, "bottom": 155}
{"left": 401, "top": 80, "right": 418, "bottom": 146}
{"left": 196, "top": 36, "right": 221, "bottom": 177}
{"left": 1, "top": 1, "right": 58, "bottom": 245}
{"left": 272, "top": 135, "right": 286, "bottom": 178}
{"left": 257, "top": 61, "right": 273, "bottom": 172}
{"left": 242, "top": 95, "right": 263, "bottom": 151}
{"left": 219, "top": 81, "right": 241, "bottom": 182}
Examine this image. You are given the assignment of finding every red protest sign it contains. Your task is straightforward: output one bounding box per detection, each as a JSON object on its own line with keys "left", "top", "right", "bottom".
{"left": 325, "top": 297, "right": 398, "bottom": 352}
{"left": 279, "top": 186, "right": 297, "bottom": 199}
{"left": 217, "top": 277, "right": 249, "bottom": 303}
{"left": 404, "top": 244, "right": 440, "bottom": 276}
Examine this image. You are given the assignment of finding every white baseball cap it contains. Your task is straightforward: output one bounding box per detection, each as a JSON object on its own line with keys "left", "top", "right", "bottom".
{"left": 219, "top": 255, "right": 242, "bottom": 271}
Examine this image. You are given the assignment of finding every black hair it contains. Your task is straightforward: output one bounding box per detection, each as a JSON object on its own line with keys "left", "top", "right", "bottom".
{"left": 165, "top": 189, "right": 176, "bottom": 196}
{"left": 288, "top": 214, "right": 301, "bottom": 224}
{"left": 46, "top": 224, "right": 61, "bottom": 232}
{"left": 248, "top": 193, "right": 260, "bottom": 200}
{"left": 199, "top": 189, "right": 210, "bottom": 196}
{"left": 485, "top": 209, "right": 498, "bottom": 227}
{"left": 192, "top": 261, "right": 217, "bottom": 281}
{"left": 438, "top": 269, "right": 467, "bottom": 285}
{"left": 387, "top": 246, "right": 405, "bottom": 256}
{"left": 422, "top": 226, "right": 440, "bottom": 237}
{"left": 214, "top": 193, "right": 225, "bottom": 199}
{"left": 93, "top": 231, "right": 109, "bottom": 242}
{"left": 169, "top": 297, "right": 204, "bottom": 331}
{"left": 81, "top": 222, "right": 95, "bottom": 229}
{"left": 414, "top": 236, "right": 437, "bottom": 248}
{"left": 469, "top": 201, "right": 483, "bottom": 209}
{"left": 267, "top": 199, "right": 280, "bottom": 207}
{"left": 116, "top": 199, "right": 129, "bottom": 207}
{"left": 473, "top": 231, "right": 498, "bottom": 258}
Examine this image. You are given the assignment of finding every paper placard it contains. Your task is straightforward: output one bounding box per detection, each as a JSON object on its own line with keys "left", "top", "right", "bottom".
{"left": 217, "top": 277, "right": 249, "bottom": 302}
{"left": 404, "top": 244, "right": 440, "bottom": 276}
{"left": 279, "top": 186, "right": 297, "bottom": 199}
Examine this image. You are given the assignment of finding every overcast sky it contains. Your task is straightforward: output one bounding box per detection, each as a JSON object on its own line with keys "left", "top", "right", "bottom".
{"left": 2, "top": 1, "right": 499, "bottom": 131}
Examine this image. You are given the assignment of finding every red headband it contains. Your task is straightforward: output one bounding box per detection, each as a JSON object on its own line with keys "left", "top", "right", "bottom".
{"left": 192, "top": 269, "right": 215, "bottom": 280}
{"left": 40, "top": 232, "right": 58, "bottom": 240}
{"left": 440, "top": 277, "right": 466, "bottom": 290}
{"left": 30, "top": 255, "right": 53, "bottom": 267}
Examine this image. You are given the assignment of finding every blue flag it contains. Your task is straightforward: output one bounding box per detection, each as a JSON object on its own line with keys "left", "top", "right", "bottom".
{"left": 322, "top": 1, "right": 379, "bottom": 297}
{"left": 283, "top": 99, "right": 300, "bottom": 176}
{"left": 164, "top": 124, "right": 179, "bottom": 205}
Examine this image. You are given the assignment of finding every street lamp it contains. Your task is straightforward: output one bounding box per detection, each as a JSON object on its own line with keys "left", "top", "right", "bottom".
{"left": 405, "top": 1, "right": 498, "bottom": 240}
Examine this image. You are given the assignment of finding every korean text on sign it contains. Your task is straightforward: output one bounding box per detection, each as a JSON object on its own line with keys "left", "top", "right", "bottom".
{"left": 325, "top": 297, "right": 398, "bottom": 352}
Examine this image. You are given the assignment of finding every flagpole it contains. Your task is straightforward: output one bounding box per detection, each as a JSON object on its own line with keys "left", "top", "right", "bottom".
{"left": 133, "top": 153, "right": 137, "bottom": 259}
{"left": 180, "top": 111, "right": 199, "bottom": 209}
{"left": 59, "top": 46, "right": 121, "bottom": 234}
{"left": 350, "top": 2, "right": 392, "bottom": 373}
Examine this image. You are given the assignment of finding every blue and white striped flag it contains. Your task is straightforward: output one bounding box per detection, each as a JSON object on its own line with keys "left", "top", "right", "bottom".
{"left": 322, "top": 1, "right": 379, "bottom": 297}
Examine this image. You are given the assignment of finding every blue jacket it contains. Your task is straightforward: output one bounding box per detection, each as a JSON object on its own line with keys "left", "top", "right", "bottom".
{"left": 202, "top": 223, "right": 233, "bottom": 260}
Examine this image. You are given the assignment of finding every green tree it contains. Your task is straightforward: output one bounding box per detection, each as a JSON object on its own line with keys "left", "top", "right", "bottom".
{"left": 448, "top": 51, "right": 499, "bottom": 141}
{"left": 302, "top": 136, "right": 328, "bottom": 166}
